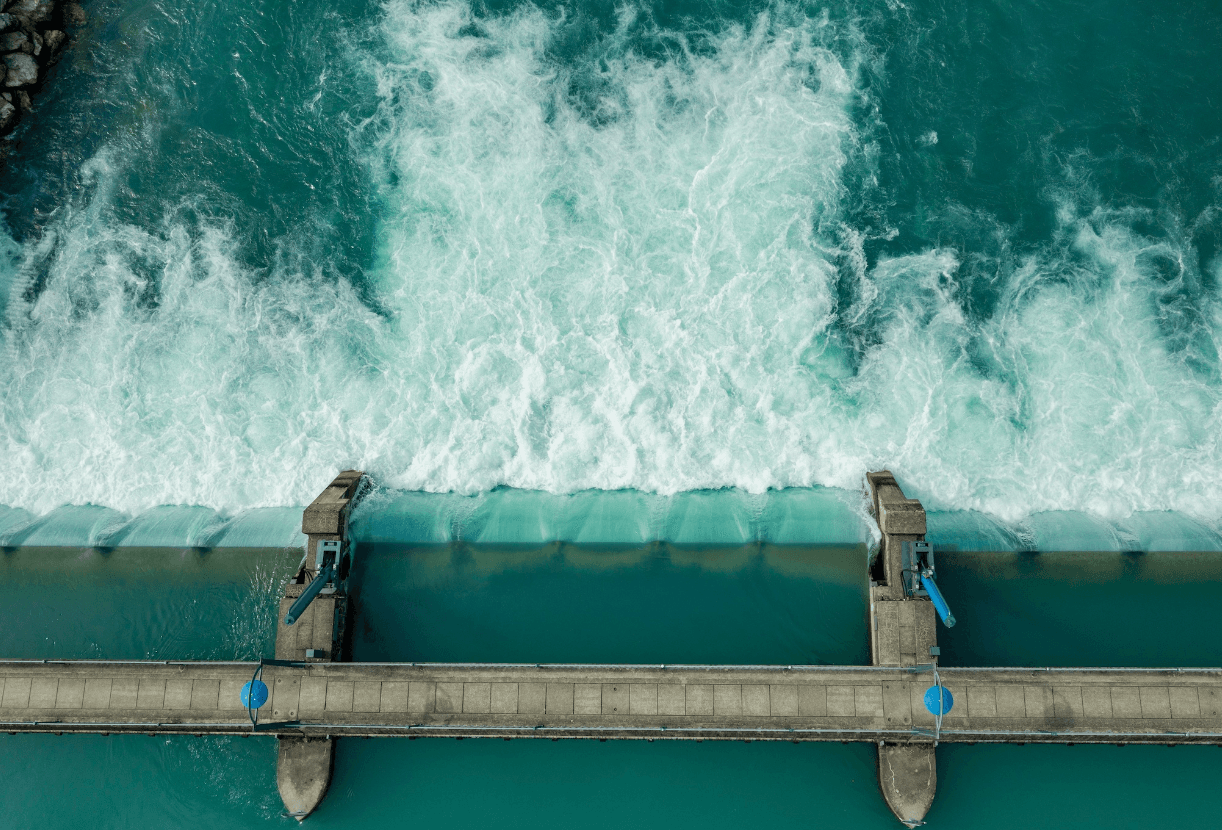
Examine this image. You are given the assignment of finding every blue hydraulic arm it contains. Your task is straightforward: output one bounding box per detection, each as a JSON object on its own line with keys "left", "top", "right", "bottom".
{"left": 284, "top": 565, "right": 336, "bottom": 626}
{"left": 919, "top": 570, "right": 956, "bottom": 628}
{"left": 902, "top": 541, "right": 957, "bottom": 628}
{"left": 284, "top": 538, "right": 345, "bottom": 626}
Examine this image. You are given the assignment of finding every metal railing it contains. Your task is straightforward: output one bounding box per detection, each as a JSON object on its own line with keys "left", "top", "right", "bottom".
{"left": 1, "top": 660, "right": 1218, "bottom": 673}
{"left": 3, "top": 721, "right": 1219, "bottom": 742}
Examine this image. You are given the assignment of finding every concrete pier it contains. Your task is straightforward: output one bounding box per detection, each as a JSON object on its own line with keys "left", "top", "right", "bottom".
{"left": 867, "top": 472, "right": 937, "bottom": 827}
{"left": 273, "top": 470, "right": 366, "bottom": 821}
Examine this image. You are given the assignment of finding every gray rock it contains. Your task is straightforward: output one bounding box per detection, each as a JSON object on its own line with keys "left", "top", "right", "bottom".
{"left": 2, "top": 52, "right": 37, "bottom": 87}
{"left": 64, "top": 3, "right": 87, "bottom": 26}
{"left": 6, "top": 0, "right": 53, "bottom": 27}
{"left": 29, "top": 29, "right": 40, "bottom": 56}
{"left": 0, "top": 30, "right": 28, "bottom": 52}
{"left": 0, "top": 96, "right": 16, "bottom": 132}
{"left": 15, "top": 88, "right": 30, "bottom": 109}
{"left": 0, "top": 12, "right": 16, "bottom": 32}
{"left": 42, "top": 28, "right": 64, "bottom": 62}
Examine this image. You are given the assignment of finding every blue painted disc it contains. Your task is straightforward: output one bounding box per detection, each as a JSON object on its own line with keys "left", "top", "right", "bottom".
{"left": 923, "top": 686, "right": 953, "bottom": 715}
{"left": 242, "top": 679, "right": 269, "bottom": 709}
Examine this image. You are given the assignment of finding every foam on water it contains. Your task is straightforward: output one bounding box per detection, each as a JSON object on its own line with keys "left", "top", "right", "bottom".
{"left": 1, "top": 0, "right": 1221, "bottom": 540}
{"left": 0, "top": 151, "right": 387, "bottom": 514}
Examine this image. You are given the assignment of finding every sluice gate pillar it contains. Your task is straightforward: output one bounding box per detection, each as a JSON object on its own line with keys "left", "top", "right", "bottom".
{"left": 275, "top": 470, "right": 367, "bottom": 821}
{"left": 866, "top": 472, "right": 937, "bottom": 827}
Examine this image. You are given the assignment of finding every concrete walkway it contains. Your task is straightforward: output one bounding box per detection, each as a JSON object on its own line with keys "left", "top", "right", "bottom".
{"left": 2, "top": 661, "right": 1219, "bottom": 744}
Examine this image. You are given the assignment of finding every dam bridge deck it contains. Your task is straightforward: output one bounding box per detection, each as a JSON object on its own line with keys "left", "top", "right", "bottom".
{"left": 3, "top": 660, "right": 1220, "bottom": 745}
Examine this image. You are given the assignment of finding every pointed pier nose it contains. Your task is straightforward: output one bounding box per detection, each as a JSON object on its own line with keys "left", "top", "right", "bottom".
{"left": 277, "top": 737, "right": 334, "bottom": 821}
{"left": 878, "top": 743, "right": 936, "bottom": 827}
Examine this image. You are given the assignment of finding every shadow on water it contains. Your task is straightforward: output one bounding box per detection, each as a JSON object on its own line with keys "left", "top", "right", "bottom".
{"left": 348, "top": 541, "right": 870, "bottom": 665}
{"left": 935, "top": 550, "right": 1222, "bottom": 668}
{"left": 3, "top": 539, "right": 1219, "bottom": 667}
{"left": 0, "top": 546, "right": 300, "bottom": 660}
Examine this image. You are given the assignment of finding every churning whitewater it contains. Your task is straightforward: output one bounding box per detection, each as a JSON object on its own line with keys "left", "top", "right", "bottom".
{"left": 1, "top": 0, "right": 1220, "bottom": 527}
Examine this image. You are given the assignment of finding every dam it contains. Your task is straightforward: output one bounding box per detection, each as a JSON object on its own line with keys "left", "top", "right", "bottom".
{"left": 2, "top": 472, "right": 1218, "bottom": 827}
{"left": 3, "top": 0, "right": 1221, "bottom": 825}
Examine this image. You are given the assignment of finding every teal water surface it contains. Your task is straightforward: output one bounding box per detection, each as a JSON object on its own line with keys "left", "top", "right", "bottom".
{"left": 350, "top": 542, "right": 869, "bottom": 664}
{"left": 938, "top": 551, "right": 1222, "bottom": 667}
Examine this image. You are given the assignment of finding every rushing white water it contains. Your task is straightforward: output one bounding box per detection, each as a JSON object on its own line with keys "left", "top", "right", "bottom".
{"left": 1, "top": 0, "right": 1221, "bottom": 539}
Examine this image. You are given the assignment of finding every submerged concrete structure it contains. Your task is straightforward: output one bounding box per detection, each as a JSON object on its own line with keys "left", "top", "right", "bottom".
{"left": 1, "top": 470, "right": 1219, "bottom": 824}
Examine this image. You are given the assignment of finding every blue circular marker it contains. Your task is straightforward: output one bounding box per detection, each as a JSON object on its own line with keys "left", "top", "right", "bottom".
{"left": 242, "top": 679, "right": 269, "bottom": 709}
{"left": 924, "top": 685, "right": 953, "bottom": 715}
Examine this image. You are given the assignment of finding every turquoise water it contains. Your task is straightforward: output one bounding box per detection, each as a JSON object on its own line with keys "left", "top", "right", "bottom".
{"left": 0, "top": 547, "right": 292, "bottom": 659}
{"left": 350, "top": 542, "right": 870, "bottom": 664}
{"left": 3, "top": 0, "right": 1222, "bottom": 824}
{"left": 1, "top": 0, "right": 1221, "bottom": 524}
{"left": 937, "top": 551, "right": 1222, "bottom": 668}
{"left": 7, "top": 734, "right": 1219, "bottom": 829}
{"left": 1, "top": 544, "right": 1220, "bottom": 827}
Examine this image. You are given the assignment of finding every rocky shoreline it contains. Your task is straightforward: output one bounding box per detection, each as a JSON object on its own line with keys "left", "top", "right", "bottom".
{"left": 1, "top": 0, "right": 83, "bottom": 138}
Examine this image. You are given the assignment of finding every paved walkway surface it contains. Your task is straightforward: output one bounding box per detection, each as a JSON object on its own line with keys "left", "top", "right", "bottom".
{"left": 2, "top": 662, "right": 1219, "bottom": 743}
